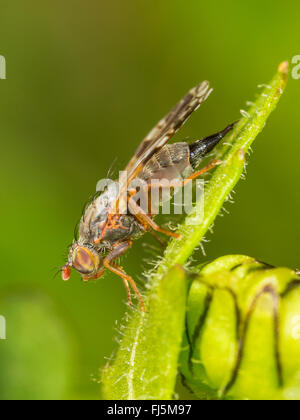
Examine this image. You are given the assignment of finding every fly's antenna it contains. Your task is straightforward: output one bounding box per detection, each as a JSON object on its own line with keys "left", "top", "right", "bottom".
{"left": 51, "top": 265, "right": 63, "bottom": 273}
{"left": 51, "top": 266, "right": 64, "bottom": 280}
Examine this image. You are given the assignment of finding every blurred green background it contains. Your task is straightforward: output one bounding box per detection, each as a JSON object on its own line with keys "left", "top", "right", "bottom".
{"left": 0, "top": 0, "right": 299, "bottom": 400}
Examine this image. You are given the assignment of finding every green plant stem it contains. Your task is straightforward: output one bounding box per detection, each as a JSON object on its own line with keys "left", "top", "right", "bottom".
{"left": 102, "top": 266, "right": 187, "bottom": 400}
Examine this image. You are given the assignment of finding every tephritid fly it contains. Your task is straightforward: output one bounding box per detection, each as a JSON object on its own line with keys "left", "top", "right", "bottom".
{"left": 62, "top": 82, "right": 235, "bottom": 311}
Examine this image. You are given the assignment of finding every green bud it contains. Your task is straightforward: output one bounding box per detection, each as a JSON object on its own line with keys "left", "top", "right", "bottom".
{"left": 180, "top": 255, "right": 300, "bottom": 400}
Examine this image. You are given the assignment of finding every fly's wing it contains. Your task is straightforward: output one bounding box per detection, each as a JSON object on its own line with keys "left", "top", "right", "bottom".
{"left": 116, "top": 81, "right": 213, "bottom": 212}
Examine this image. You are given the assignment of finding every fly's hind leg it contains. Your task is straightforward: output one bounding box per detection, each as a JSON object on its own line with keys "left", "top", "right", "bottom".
{"left": 183, "top": 158, "right": 221, "bottom": 183}
{"left": 149, "top": 230, "right": 167, "bottom": 248}
{"left": 142, "top": 158, "right": 222, "bottom": 190}
{"left": 103, "top": 240, "right": 145, "bottom": 311}
{"left": 128, "top": 198, "right": 180, "bottom": 239}
{"left": 127, "top": 159, "right": 222, "bottom": 241}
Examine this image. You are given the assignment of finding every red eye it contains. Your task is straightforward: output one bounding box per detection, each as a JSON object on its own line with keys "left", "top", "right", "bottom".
{"left": 62, "top": 265, "right": 71, "bottom": 281}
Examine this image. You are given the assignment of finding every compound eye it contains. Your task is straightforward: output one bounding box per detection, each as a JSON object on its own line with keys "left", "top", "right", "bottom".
{"left": 72, "top": 247, "right": 96, "bottom": 275}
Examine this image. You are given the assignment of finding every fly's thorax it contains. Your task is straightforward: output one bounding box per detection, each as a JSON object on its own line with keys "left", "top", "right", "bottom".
{"left": 99, "top": 214, "right": 144, "bottom": 245}
{"left": 79, "top": 180, "right": 119, "bottom": 242}
{"left": 68, "top": 242, "right": 103, "bottom": 278}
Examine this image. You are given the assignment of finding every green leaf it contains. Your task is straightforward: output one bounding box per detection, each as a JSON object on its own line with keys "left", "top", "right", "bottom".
{"left": 101, "top": 62, "right": 288, "bottom": 400}
{"left": 180, "top": 255, "right": 300, "bottom": 400}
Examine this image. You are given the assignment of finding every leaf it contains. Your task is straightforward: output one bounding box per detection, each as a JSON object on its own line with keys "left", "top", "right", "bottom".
{"left": 101, "top": 62, "right": 289, "bottom": 400}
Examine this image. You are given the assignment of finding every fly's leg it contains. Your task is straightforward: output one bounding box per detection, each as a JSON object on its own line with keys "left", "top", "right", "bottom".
{"left": 121, "top": 276, "right": 133, "bottom": 307}
{"left": 127, "top": 159, "right": 220, "bottom": 240}
{"left": 103, "top": 240, "right": 145, "bottom": 311}
{"left": 140, "top": 159, "right": 221, "bottom": 191}
{"left": 97, "top": 160, "right": 221, "bottom": 246}
{"left": 129, "top": 197, "right": 180, "bottom": 239}
{"left": 93, "top": 214, "right": 130, "bottom": 245}
{"left": 105, "top": 262, "right": 145, "bottom": 312}
{"left": 183, "top": 158, "right": 221, "bottom": 183}
{"left": 149, "top": 230, "right": 167, "bottom": 247}
{"left": 82, "top": 268, "right": 105, "bottom": 282}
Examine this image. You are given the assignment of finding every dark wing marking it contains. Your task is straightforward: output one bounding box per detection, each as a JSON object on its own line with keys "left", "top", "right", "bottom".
{"left": 116, "top": 81, "right": 213, "bottom": 211}
{"left": 127, "top": 81, "right": 212, "bottom": 180}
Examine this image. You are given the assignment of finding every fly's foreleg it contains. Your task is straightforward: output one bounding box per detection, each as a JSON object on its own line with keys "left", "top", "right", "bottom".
{"left": 103, "top": 240, "right": 145, "bottom": 311}
{"left": 82, "top": 269, "right": 105, "bottom": 282}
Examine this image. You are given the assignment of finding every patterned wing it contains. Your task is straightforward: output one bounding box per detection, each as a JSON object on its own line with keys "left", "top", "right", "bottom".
{"left": 117, "top": 81, "right": 213, "bottom": 211}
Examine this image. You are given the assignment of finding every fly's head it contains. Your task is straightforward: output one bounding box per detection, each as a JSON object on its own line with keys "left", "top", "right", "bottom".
{"left": 62, "top": 243, "right": 104, "bottom": 282}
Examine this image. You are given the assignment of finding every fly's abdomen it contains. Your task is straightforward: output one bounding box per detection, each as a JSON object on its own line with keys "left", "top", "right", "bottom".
{"left": 138, "top": 121, "right": 236, "bottom": 183}
{"left": 138, "top": 143, "right": 192, "bottom": 184}
{"left": 135, "top": 123, "right": 235, "bottom": 215}
{"left": 189, "top": 122, "right": 236, "bottom": 168}
{"left": 136, "top": 143, "right": 192, "bottom": 215}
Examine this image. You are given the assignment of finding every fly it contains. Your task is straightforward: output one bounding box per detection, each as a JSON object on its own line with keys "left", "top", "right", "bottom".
{"left": 62, "top": 81, "right": 235, "bottom": 311}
